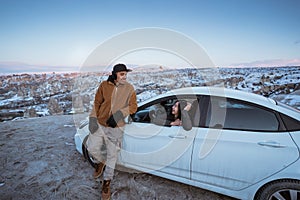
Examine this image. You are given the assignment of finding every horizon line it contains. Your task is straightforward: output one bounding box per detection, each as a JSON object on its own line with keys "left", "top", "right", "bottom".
{"left": 1, "top": 65, "right": 300, "bottom": 76}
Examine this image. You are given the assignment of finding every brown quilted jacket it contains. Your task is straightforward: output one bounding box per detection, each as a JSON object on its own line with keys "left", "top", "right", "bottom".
{"left": 90, "top": 80, "right": 137, "bottom": 127}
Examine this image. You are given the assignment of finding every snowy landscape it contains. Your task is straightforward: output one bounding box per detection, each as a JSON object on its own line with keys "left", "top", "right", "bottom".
{"left": 1, "top": 66, "right": 300, "bottom": 199}
{"left": 0, "top": 66, "right": 300, "bottom": 122}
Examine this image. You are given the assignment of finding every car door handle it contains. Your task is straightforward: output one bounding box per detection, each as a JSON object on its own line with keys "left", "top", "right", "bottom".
{"left": 257, "top": 141, "right": 286, "bottom": 148}
{"left": 169, "top": 135, "right": 187, "bottom": 139}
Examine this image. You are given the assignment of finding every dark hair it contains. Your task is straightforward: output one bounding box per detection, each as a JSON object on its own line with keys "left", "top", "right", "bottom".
{"left": 174, "top": 100, "right": 187, "bottom": 120}
{"left": 177, "top": 101, "right": 182, "bottom": 120}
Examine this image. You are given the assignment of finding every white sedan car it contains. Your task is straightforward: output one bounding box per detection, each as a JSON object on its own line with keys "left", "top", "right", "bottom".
{"left": 75, "top": 87, "right": 300, "bottom": 200}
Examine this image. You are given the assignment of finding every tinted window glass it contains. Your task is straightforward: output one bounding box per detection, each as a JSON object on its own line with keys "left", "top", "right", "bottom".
{"left": 206, "top": 97, "right": 280, "bottom": 131}
{"left": 280, "top": 113, "right": 300, "bottom": 131}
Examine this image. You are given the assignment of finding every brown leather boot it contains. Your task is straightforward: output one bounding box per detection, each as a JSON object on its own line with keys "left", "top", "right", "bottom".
{"left": 93, "top": 162, "right": 105, "bottom": 179}
{"left": 101, "top": 180, "right": 111, "bottom": 200}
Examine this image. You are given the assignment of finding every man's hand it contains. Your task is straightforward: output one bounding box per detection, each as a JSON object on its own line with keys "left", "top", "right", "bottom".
{"left": 106, "top": 110, "right": 124, "bottom": 128}
{"left": 89, "top": 117, "right": 99, "bottom": 134}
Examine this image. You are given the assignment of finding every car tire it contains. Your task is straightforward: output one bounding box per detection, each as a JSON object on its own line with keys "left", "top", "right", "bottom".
{"left": 255, "top": 179, "right": 300, "bottom": 200}
{"left": 82, "top": 135, "right": 97, "bottom": 168}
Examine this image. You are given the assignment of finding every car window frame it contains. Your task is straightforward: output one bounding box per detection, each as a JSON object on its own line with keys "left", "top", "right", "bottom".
{"left": 132, "top": 94, "right": 290, "bottom": 132}
{"left": 202, "top": 95, "right": 286, "bottom": 132}
{"left": 132, "top": 94, "right": 202, "bottom": 126}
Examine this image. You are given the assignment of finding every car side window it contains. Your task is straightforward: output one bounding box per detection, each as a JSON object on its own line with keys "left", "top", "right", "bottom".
{"left": 132, "top": 96, "right": 198, "bottom": 127}
{"left": 280, "top": 113, "right": 300, "bottom": 131}
{"left": 132, "top": 106, "right": 152, "bottom": 123}
{"left": 132, "top": 99, "right": 175, "bottom": 124}
{"left": 205, "top": 97, "right": 280, "bottom": 132}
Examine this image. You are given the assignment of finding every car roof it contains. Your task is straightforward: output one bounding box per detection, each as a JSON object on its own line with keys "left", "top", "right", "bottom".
{"left": 140, "top": 87, "right": 276, "bottom": 108}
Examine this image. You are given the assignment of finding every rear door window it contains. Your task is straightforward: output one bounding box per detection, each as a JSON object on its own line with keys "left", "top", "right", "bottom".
{"left": 205, "top": 97, "right": 280, "bottom": 131}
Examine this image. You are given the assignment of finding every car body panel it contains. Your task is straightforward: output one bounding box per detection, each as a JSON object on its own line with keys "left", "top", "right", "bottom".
{"left": 191, "top": 128, "right": 299, "bottom": 190}
{"left": 290, "top": 131, "right": 300, "bottom": 150}
{"left": 74, "top": 120, "right": 89, "bottom": 154}
{"left": 120, "top": 122, "right": 197, "bottom": 179}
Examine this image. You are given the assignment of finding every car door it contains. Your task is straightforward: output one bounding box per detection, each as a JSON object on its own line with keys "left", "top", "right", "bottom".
{"left": 120, "top": 96, "right": 197, "bottom": 179}
{"left": 190, "top": 97, "right": 300, "bottom": 190}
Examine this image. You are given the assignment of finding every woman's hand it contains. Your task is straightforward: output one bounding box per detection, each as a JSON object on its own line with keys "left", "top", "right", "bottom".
{"left": 170, "top": 118, "right": 181, "bottom": 126}
{"left": 183, "top": 102, "right": 191, "bottom": 111}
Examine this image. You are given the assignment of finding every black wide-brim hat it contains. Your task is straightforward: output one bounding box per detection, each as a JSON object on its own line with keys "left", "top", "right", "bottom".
{"left": 113, "top": 64, "right": 132, "bottom": 73}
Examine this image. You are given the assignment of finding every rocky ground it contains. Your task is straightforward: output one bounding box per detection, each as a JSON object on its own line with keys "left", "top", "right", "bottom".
{"left": 0, "top": 114, "right": 235, "bottom": 200}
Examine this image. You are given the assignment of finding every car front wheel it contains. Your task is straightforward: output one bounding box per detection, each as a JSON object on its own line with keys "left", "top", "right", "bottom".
{"left": 255, "top": 179, "right": 300, "bottom": 200}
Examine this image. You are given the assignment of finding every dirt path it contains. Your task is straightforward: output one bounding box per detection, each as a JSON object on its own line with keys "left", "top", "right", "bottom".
{"left": 0, "top": 115, "right": 235, "bottom": 200}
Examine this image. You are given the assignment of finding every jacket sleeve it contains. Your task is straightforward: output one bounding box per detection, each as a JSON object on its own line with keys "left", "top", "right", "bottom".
{"left": 181, "top": 110, "right": 192, "bottom": 131}
{"left": 89, "top": 84, "right": 104, "bottom": 118}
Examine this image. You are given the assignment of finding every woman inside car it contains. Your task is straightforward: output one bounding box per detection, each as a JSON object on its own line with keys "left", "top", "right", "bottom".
{"left": 170, "top": 100, "right": 192, "bottom": 130}
{"left": 151, "top": 100, "right": 192, "bottom": 131}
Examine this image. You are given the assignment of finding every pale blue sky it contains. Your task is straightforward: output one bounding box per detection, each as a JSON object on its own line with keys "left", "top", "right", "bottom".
{"left": 0, "top": 0, "right": 300, "bottom": 72}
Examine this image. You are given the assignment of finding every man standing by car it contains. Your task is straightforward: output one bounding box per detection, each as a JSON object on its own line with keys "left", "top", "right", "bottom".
{"left": 87, "top": 63, "right": 138, "bottom": 200}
